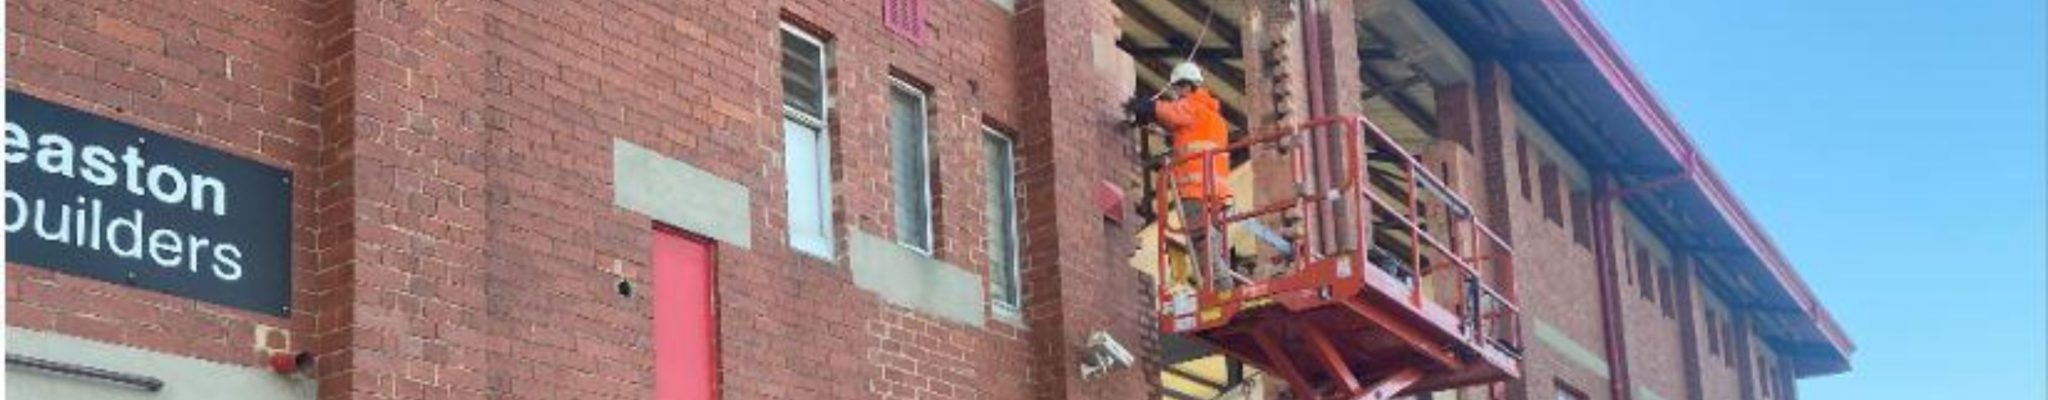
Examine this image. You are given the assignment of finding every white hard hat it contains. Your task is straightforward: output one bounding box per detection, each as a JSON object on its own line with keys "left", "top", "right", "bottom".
{"left": 1170, "top": 62, "right": 1204, "bottom": 85}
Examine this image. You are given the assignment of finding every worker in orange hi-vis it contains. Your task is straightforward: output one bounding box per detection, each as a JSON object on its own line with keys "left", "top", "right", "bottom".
{"left": 1154, "top": 62, "right": 1235, "bottom": 290}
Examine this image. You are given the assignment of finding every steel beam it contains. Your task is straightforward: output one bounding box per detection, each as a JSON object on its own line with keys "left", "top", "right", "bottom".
{"left": 1251, "top": 327, "right": 1320, "bottom": 400}
{"left": 1301, "top": 324, "right": 1364, "bottom": 395}
{"left": 1115, "top": 0, "right": 1249, "bottom": 90}
{"left": 1356, "top": 368, "right": 1424, "bottom": 400}
{"left": 1159, "top": 0, "right": 1243, "bottom": 49}
{"left": 1337, "top": 297, "right": 1461, "bottom": 369}
{"left": 1120, "top": 46, "right": 1243, "bottom": 60}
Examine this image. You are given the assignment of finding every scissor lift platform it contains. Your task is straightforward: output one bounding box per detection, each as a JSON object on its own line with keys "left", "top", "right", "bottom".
{"left": 1155, "top": 116, "right": 1522, "bottom": 400}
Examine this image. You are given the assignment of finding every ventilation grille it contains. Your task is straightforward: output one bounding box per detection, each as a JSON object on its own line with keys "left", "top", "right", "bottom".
{"left": 883, "top": 0, "right": 926, "bottom": 43}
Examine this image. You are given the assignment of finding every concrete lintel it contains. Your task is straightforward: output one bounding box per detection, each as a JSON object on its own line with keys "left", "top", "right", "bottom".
{"left": 849, "top": 231, "right": 987, "bottom": 327}
{"left": 612, "top": 138, "right": 753, "bottom": 248}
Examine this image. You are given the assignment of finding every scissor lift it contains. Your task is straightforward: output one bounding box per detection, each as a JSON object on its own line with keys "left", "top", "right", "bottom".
{"left": 1155, "top": 116, "right": 1523, "bottom": 400}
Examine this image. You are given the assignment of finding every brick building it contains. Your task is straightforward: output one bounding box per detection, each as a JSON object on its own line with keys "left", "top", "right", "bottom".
{"left": 2, "top": 0, "right": 1849, "bottom": 399}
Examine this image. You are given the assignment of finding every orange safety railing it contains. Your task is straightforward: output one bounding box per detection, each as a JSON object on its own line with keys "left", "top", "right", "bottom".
{"left": 1154, "top": 115, "right": 1522, "bottom": 355}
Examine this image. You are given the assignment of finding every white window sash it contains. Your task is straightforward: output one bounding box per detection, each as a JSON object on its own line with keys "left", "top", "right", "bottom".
{"left": 984, "top": 128, "right": 1020, "bottom": 311}
{"left": 783, "top": 23, "right": 834, "bottom": 258}
{"left": 780, "top": 23, "right": 830, "bottom": 119}
{"left": 784, "top": 119, "right": 833, "bottom": 257}
{"left": 888, "top": 79, "right": 934, "bottom": 254}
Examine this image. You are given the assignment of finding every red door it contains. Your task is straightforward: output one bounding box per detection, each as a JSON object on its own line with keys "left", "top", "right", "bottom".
{"left": 653, "top": 226, "right": 716, "bottom": 400}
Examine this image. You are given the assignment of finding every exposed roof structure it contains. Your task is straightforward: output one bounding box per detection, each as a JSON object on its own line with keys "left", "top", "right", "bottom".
{"left": 1414, "top": 0, "right": 1854, "bottom": 375}
{"left": 1116, "top": 0, "right": 1852, "bottom": 377}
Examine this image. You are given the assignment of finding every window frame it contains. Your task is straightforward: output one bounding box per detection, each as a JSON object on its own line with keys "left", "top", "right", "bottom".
{"left": 1622, "top": 233, "right": 1636, "bottom": 286}
{"left": 887, "top": 78, "right": 935, "bottom": 254}
{"left": 1538, "top": 160, "right": 1563, "bottom": 225}
{"left": 1517, "top": 135, "right": 1533, "bottom": 201}
{"left": 1726, "top": 320, "right": 1740, "bottom": 368}
{"left": 1636, "top": 246, "right": 1655, "bottom": 300}
{"left": 1706, "top": 308, "right": 1722, "bottom": 356}
{"left": 1757, "top": 355, "right": 1773, "bottom": 398}
{"left": 780, "top": 24, "right": 831, "bottom": 123}
{"left": 781, "top": 24, "right": 835, "bottom": 258}
{"left": 1658, "top": 259, "right": 1677, "bottom": 317}
{"left": 982, "top": 127, "right": 1022, "bottom": 314}
{"left": 1569, "top": 190, "right": 1592, "bottom": 247}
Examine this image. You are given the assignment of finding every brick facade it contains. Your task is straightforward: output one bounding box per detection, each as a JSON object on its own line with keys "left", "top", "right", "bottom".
{"left": 10, "top": 0, "right": 1149, "bottom": 398}
{"left": 6, "top": 0, "right": 1841, "bottom": 399}
{"left": 8, "top": 0, "right": 325, "bottom": 372}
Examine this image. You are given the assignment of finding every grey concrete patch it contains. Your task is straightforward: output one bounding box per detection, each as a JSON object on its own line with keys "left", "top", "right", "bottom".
{"left": 7, "top": 328, "right": 315, "bottom": 400}
{"left": 1532, "top": 317, "right": 1611, "bottom": 379}
{"left": 612, "top": 138, "right": 752, "bottom": 248}
{"left": 991, "top": 307, "right": 1027, "bottom": 330}
{"left": 849, "top": 231, "right": 987, "bottom": 326}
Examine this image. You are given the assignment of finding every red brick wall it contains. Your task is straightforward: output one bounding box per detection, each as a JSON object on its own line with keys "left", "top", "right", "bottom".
{"left": 1615, "top": 218, "right": 1691, "bottom": 400}
{"left": 1696, "top": 278, "right": 1744, "bottom": 400}
{"left": 12, "top": 1, "right": 1812, "bottom": 400}
{"left": 327, "top": 0, "right": 1062, "bottom": 398}
{"left": 1010, "top": 0, "right": 1159, "bottom": 398}
{"left": 6, "top": 0, "right": 327, "bottom": 369}
{"left": 12, "top": 0, "right": 1156, "bottom": 399}
{"left": 1502, "top": 130, "right": 1612, "bottom": 400}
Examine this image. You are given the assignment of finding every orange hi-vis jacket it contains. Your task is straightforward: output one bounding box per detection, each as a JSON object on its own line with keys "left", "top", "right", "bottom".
{"left": 1155, "top": 88, "right": 1232, "bottom": 200}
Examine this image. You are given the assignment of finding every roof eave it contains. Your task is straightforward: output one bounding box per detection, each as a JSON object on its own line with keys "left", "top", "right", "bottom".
{"left": 1530, "top": 0, "right": 1856, "bottom": 369}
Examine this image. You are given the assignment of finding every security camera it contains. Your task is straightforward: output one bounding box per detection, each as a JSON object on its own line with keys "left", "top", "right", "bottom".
{"left": 1093, "top": 332, "right": 1136, "bottom": 366}
{"left": 1080, "top": 331, "right": 1136, "bottom": 380}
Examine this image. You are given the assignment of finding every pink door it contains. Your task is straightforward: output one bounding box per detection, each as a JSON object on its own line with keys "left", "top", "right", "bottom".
{"left": 652, "top": 226, "right": 716, "bottom": 400}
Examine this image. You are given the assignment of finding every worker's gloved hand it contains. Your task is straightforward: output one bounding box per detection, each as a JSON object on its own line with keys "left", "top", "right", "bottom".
{"left": 1124, "top": 96, "right": 1157, "bottom": 126}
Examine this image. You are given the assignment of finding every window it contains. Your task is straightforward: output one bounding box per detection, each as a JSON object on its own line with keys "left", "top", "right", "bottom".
{"left": 1554, "top": 380, "right": 1587, "bottom": 400}
{"left": 1725, "top": 321, "right": 1739, "bottom": 368}
{"left": 1658, "top": 260, "right": 1676, "bottom": 317}
{"left": 1636, "top": 247, "right": 1654, "bottom": 300}
{"left": 983, "top": 128, "right": 1021, "bottom": 312}
{"left": 888, "top": 80, "right": 933, "bottom": 253}
{"left": 1703, "top": 307, "right": 1720, "bottom": 354}
{"left": 1757, "top": 356, "right": 1773, "bottom": 398}
{"left": 1539, "top": 161, "right": 1562, "bottom": 225}
{"left": 1706, "top": 309, "right": 1722, "bottom": 355}
{"left": 1770, "top": 361, "right": 1786, "bottom": 399}
{"left": 1723, "top": 314, "right": 1736, "bottom": 361}
{"left": 1516, "top": 136, "right": 1532, "bottom": 201}
{"left": 1622, "top": 234, "right": 1636, "bottom": 286}
{"left": 782, "top": 25, "right": 834, "bottom": 258}
{"left": 1572, "top": 190, "right": 1589, "bottom": 247}
{"left": 781, "top": 26, "right": 828, "bottom": 119}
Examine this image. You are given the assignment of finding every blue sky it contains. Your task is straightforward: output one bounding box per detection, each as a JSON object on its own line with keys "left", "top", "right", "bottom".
{"left": 1579, "top": 0, "right": 2046, "bottom": 398}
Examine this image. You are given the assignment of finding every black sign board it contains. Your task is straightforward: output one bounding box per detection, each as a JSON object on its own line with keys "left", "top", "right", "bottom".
{"left": 6, "top": 91, "right": 292, "bottom": 316}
